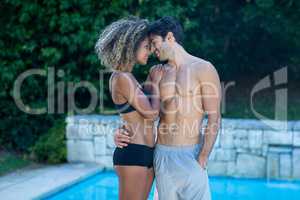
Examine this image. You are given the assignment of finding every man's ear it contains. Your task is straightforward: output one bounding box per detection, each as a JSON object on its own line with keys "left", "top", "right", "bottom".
{"left": 166, "top": 32, "right": 175, "bottom": 42}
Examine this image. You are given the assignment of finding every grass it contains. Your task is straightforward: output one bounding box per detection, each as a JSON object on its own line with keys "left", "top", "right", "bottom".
{"left": 0, "top": 151, "right": 32, "bottom": 176}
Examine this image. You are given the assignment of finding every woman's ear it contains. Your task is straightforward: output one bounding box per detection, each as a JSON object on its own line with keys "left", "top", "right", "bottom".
{"left": 166, "top": 32, "right": 175, "bottom": 42}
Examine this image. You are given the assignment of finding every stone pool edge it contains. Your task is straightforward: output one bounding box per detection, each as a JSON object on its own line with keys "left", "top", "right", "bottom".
{"left": 33, "top": 163, "right": 104, "bottom": 200}
{"left": 0, "top": 163, "right": 103, "bottom": 200}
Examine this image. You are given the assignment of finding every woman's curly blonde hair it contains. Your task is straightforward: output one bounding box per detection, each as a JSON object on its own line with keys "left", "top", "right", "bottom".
{"left": 95, "top": 17, "right": 149, "bottom": 71}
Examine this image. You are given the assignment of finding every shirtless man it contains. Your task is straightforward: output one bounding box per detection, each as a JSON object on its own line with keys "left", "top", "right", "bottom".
{"left": 115, "top": 16, "right": 222, "bottom": 200}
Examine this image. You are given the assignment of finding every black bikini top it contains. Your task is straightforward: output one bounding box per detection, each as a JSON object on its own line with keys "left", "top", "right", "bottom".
{"left": 114, "top": 87, "right": 151, "bottom": 114}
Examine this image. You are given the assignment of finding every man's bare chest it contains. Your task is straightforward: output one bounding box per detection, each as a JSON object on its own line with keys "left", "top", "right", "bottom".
{"left": 159, "top": 68, "right": 200, "bottom": 99}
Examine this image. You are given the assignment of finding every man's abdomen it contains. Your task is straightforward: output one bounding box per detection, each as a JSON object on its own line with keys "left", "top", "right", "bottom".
{"left": 157, "top": 117, "right": 203, "bottom": 145}
{"left": 157, "top": 96, "right": 204, "bottom": 145}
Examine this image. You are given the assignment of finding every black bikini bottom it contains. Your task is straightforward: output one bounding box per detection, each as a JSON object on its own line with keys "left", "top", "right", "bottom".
{"left": 113, "top": 143, "right": 154, "bottom": 168}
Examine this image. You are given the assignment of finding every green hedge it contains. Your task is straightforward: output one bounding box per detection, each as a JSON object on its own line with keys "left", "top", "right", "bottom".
{"left": 1, "top": 0, "right": 299, "bottom": 152}
{"left": 30, "top": 120, "right": 67, "bottom": 164}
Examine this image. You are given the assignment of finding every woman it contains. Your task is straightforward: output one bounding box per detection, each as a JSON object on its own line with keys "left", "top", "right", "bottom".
{"left": 95, "top": 17, "right": 163, "bottom": 200}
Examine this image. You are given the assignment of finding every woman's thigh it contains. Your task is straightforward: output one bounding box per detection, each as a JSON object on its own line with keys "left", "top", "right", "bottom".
{"left": 144, "top": 167, "right": 154, "bottom": 199}
{"left": 115, "top": 165, "right": 150, "bottom": 200}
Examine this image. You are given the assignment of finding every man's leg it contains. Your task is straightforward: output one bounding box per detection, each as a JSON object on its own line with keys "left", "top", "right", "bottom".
{"left": 179, "top": 159, "right": 211, "bottom": 200}
{"left": 154, "top": 144, "right": 211, "bottom": 200}
{"left": 156, "top": 170, "right": 179, "bottom": 200}
{"left": 154, "top": 146, "right": 181, "bottom": 200}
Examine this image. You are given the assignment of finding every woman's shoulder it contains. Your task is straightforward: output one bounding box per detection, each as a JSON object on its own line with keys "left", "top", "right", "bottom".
{"left": 111, "top": 71, "right": 135, "bottom": 87}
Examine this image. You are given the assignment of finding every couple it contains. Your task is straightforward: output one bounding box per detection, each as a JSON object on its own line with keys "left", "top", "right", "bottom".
{"left": 95, "top": 16, "right": 221, "bottom": 200}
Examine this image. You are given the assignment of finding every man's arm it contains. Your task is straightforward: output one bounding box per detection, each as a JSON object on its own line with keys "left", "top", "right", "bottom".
{"left": 113, "top": 125, "right": 131, "bottom": 148}
{"left": 197, "top": 62, "right": 222, "bottom": 169}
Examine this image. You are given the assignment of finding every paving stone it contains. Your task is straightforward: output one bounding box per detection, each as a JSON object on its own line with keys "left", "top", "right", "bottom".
{"left": 220, "top": 129, "right": 235, "bottom": 149}
{"left": 292, "top": 149, "right": 300, "bottom": 179}
{"left": 67, "top": 140, "right": 95, "bottom": 162}
{"left": 263, "top": 130, "right": 293, "bottom": 145}
{"left": 94, "top": 136, "right": 106, "bottom": 156}
{"left": 207, "top": 161, "right": 228, "bottom": 176}
{"left": 214, "top": 149, "right": 236, "bottom": 161}
{"left": 293, "top": 131, "right": 300, "bottom": 147}
{"left": 280, "top": 153, "right": 292, "bottom": 179}
{"left": 248, "top": 130, "right": 263, "bottom": 149}
{"left": 236, "top": 154, "right": 266, "bottom": 178}
{"left": 267, "top": 153, "right": 280, "bottom": 179}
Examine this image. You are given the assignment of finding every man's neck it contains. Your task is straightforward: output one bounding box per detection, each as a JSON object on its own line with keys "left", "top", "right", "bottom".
{"left": 167, "top": 44, "right": 192, "bottom": 70}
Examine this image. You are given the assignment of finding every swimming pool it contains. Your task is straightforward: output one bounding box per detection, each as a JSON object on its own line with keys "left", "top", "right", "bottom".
{"left": 44, "top": 171, "right": 300, "bottom": 200}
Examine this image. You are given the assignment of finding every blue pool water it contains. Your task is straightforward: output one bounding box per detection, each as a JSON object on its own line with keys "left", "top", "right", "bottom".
{"left": 45, "top": 171, "right": 300, "bottom": 200}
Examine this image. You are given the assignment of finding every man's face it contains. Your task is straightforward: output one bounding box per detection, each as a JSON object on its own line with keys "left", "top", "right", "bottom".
{"left": 150, "top": 34, "right": 173, "bottom": 61}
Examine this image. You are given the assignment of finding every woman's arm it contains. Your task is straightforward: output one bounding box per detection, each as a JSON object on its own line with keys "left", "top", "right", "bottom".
{"left": 113, "top": 65, "right": 164, "bottom": 148}
{"left": 114, "top": 70, "right": 162, "bottom": 120}
{"left": 142, "top": 64, "right": 164, "bottom": 118}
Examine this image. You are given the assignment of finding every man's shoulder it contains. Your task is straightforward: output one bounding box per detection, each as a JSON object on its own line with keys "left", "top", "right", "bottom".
{"left": 189, "top": 57, "right": 219, "bottom": 81}
{"left": 190, "top": 57, "right": 214, "bottom": 71}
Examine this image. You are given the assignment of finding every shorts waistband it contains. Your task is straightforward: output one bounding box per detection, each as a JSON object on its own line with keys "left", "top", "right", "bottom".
{"left": 126, "top": 143, "right": 155, "bottom": 149}
{"left": 155, "top": 143, "right": 201, "bottom": 152}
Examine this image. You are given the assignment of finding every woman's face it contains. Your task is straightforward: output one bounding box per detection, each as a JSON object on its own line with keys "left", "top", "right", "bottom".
{"left": 136, "top": 37, "right": 150, "bottom": 65}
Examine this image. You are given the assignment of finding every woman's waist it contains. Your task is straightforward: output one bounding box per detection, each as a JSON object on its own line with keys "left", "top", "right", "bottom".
{"left": 120, "top": 123, "right": 155, "bottom": 146}
{"left": 129, "top": 135, "right": 155, "bottom": 147}
{"left": 122, "top": 121, "right": 155, "bottom": 136}
{"left": 115, "top": 142, "right": 155, "bottom": 150}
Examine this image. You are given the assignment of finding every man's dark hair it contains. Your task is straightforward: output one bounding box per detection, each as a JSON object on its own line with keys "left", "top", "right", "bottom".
{"left": 148, "top": 16, "right": 184, "bottom": 45}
